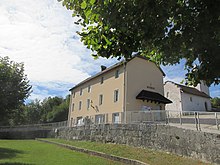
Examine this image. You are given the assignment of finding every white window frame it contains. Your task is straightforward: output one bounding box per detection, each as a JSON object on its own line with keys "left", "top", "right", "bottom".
{"left": 114, "top": 89, "right": 119, "bottom": 102}
{"left": 112, "top": 113, "right": 120, "bottom": 123}
{"left": 88, "top": 85, "right": 91, "bottom": 93}
{"left": 87, "top": 99, "right": 90, "bottom": 110}
{"left": 115, "top": 69, "right": 119, "bottom": 78}
{"left": 79, "top": 101, "right": 82, "bottom": 110}
{"left": 72, "top": 103, "right": 74, "bottom": 111}
{"left": 100, "top": 77, "right": 104, "bottom": 84}
{"left": 99, "top": 94, "right": 103, "bottom": 105}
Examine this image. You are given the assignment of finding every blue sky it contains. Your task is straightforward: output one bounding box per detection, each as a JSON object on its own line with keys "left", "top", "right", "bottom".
{"left": 0, "top": 0, "right": 219, "bottom": 101}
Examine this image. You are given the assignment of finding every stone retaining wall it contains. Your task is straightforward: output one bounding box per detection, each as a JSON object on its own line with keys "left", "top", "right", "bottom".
{"left": 0, "top": 129, "right": 54, "bottom": 139}
{"left": 56, "top": 124, "right": 220, "bottom": 164}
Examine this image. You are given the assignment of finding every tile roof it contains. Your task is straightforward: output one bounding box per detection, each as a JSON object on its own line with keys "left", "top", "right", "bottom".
{"left": 136, "top": 90, "right": 172, "bottom": 104}
{"left": 70, "top": 55, "right": 165, "bottom": 91}
{"left": 166, "top": 81, "right": 211, "bottom": 98}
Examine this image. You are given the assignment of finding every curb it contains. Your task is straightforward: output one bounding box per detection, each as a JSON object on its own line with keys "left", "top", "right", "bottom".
{"left": 36, "top": 139, "right": 148, "bottom": 165}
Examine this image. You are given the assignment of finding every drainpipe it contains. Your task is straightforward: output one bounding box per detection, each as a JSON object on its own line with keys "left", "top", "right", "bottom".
{"left": 68, "top": 92, "right": 73, "bottom": 127}
{"left": 123, "top": 61, "right": 127, "bottom": 124}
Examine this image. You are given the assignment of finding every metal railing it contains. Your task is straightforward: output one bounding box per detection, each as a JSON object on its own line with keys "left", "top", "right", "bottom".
{"left": 70, "top": 110, "right": 220, "bottom": 132}
{"left": 0, "top": 121, "right": 68, "bottom": 132}
{"left": 0, "top": 110, "right": 219, "bottom": 133}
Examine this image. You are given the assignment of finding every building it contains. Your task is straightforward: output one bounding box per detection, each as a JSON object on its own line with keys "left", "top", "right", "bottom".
{"left": 164, "top": 81, "right": 211, "bottom": 114}
{"left": 68, "top": 55, "right": 172, "bottom": 126}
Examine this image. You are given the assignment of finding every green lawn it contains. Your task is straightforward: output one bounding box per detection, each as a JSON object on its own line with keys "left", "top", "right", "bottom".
{"left": 46, "top": 138, "right": 212, "bottom": 165}
{"left": 0, "top": 140, "right": 124, "bottom": 165}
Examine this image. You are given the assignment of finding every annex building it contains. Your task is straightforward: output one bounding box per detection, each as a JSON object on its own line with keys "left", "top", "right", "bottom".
{"left": 164, "top": 81, "right": 211, "bottom": 114}
{"left": 68, "top": 55, "right": 172, "bottom": 126}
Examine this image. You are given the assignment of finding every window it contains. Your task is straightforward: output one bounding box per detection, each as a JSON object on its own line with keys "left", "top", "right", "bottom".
{"left": 112, "top": 113, "right": 120, "bottom": 123}
{"left": 100, "top": 77, "right": 104, "bottom": 84}
{"left": 87, "top": 99, "right": 90, "bottom": 110}
{"left": 115, "top": 69, "right": 119, "bottom": 78}
{"left": 114, "top": 89, "right": 119, "bottom": 102}
{"left": 95, "top": 114, "right": 105, "bottom": 124}
{"left": 88, "top": 85, "right": 91, "bottom": 93}
{"left": 70, "top": 118, "right": 73, "bottom": 127}
{"left": 205, "top": 102, "right": 208, "bottom": 111}
{"left": 166, "top": 92, "right": 169, "bottom": 98}
{"left": 80, "top": 88, "right": 83, "bottom": 95}
{"left": 79, "top": 101, "right": 82, "bottom": 110}
{"left": 190, "top": 97, "right": 192, "bottom": 102}
{"left": 99, "top": 94, "right": 103, "bottom": 105}
{"left": 72, "top": 92, "right": 75, "bottom": 98}
{"left": 72, "top": 103, "right": 74, "bottom": 111}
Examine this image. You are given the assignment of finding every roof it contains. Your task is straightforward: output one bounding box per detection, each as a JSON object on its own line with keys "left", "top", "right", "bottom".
{"left": 70, "top": 55, "right": 165, "bottom": 91}
{"left": 165, "top": 81, "right": 211, "bottom": 98}
{"left": 136, "top": 90, "right": 172, "bottom": 104}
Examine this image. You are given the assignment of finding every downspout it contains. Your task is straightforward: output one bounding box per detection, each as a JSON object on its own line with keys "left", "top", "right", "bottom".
{"left": 123, "top": 61, "right": 127, "bottom": 124}
{"left": 68, "top": 92, "right": 73, "bottom": 127}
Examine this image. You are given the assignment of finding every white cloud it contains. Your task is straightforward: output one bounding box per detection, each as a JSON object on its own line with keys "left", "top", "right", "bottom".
{"left": 164, "top": 76, "right": 185, "bottom": 84}
{"left": 1, "top": 0, "right": 218, "bottom": 101}
{"left": 0, "top": 0, "right": 118, "bottom": 101}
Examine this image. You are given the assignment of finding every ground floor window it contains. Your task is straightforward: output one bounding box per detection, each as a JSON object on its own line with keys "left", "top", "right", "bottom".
{"left": 77, "top": 116, "right": 84, "bottom": 126}
{"left": 112, "top": 113, "right": 120, "bottom": 123}
{"left": 95, "top": 114, "right": 105, "bottom": 124}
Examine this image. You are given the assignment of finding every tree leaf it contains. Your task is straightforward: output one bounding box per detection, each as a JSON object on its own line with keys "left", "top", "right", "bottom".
{"left": 81, "top": 1, "right": 87, "bottom": 9}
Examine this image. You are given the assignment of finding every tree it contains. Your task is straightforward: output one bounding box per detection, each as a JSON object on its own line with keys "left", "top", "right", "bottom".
{"left": 60, "top": 0, "right": 220, "bottom": 86}
{"left": 46, "top": 95, "right": 69, "bottom": 122}
{"left": 0, "top": 56, "right": 32, "bottom": 125}
{"left": 211, "top": 97, "right": 220, "bottom": 109}
{"left": 40, "top": 96, "right": 64, "bottom": 122}
{"left": 23, "top": 96, "right": 70, "bottom": 124}
{"left": 24, "top": 99, "right": 42, "bottom": 124}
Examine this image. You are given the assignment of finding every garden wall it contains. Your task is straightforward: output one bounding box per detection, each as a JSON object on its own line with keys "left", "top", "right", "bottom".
{"left": 56, "top": 124, "right": 220, "bottom": 164}
{"left": 0, "top": 129, "right": 54, "bottom": 139}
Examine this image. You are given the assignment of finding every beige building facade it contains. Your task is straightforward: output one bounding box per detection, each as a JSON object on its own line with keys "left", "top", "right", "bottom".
{"left": 68, "top": 56, "right": 171, "bottom": 126}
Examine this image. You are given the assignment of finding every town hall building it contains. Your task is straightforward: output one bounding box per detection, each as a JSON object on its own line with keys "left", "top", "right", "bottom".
{"left": 68, "top": 55, "right": 172, "bottom": 126}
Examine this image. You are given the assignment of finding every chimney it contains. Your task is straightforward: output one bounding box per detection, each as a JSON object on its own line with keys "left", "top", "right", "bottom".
{"left": 195, "top": 81, "right": 210, "bottom": 96}
{"left": 101, "top": 65, "right": 107, "bottom": 71}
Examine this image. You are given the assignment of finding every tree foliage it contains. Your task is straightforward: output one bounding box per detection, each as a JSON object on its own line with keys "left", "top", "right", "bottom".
{"left": 0, "top": 56, "right": 32, "bottom": 125}
{"left": 60, "top": 0, "right": 220, "bottom": 86}
{"left": 211, "top": 97, "right": 220, "bottom": 109}
{"left": 22, "top": 96, "right": 69, "bottom": 125}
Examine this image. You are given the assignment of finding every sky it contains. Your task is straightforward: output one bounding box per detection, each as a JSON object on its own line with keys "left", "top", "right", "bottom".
{"left": 0, "top": 0, "right": 219, "bottom": 102}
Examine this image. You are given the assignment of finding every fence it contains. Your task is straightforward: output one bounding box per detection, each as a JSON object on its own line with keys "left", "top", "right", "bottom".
{"left": 70, "top": 110, "right": 220, "bottom": 132}
{"left": 0, "top": 120, "right": 68, "bottom": 132}
{"left": 0, "top": 111, "right": 219, "bottom": 132}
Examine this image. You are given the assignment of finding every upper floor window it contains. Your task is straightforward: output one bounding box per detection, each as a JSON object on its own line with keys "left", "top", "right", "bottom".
{"left": 80, "top": 88, "right": 83, "bottom": 96}
{"left": 99, "top": 94, "right": 103, "bottom": 105}
{"left": 79, "top": 101, "right": 82, "bottom": 110}
{"left": 100, "top": 77, "right": 104, "bottom": 84}
{"left": 87, "top": 99, "right": 90, "bottom": 110}
{"left": 72, "top": 103, "right": 74, "bottom": 111}
{"left": 88, "top": 85, "right": 91, "bottom": 93}
{"left": 190, "top": 97, "right": 192, "bottom": 102}
{"left": 114, "top": 89, "right": 119, "bottom": 102}
{"left": 72, "top": 91, "right": 75, "bottom": 98}
{"left": 115, "top": 69, "right": 119, "bottom": 78}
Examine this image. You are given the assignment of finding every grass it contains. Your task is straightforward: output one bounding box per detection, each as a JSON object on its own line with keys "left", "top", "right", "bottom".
{"left": 46, "top": 138, "right": 212, "bottom": 165}
{"left": 0, "top": 140, "right": 124, "bottom": 165}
